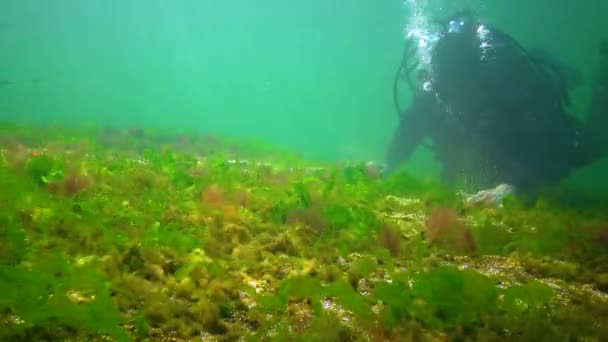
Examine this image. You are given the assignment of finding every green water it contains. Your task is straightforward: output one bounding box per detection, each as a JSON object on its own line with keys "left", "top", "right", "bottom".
{"left": 1, "top": 0, "right": 402, "bottom": 161}
{"left": 2, "top": 1, "right": 607, "bottom": 196}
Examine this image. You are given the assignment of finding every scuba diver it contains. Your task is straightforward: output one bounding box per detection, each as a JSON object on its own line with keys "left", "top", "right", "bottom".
{"left": 386, "top": 10, "right": 608, "bottom": 196}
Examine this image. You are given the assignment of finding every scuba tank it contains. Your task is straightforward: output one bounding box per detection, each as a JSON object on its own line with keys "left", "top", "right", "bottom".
{"left": 393, "top": 9, "right": 575, "bottom": 115}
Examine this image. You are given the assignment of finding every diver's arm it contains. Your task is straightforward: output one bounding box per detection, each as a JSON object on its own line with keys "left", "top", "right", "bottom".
{"left": 385, "top": 93, "right": 435, "bottom": 173}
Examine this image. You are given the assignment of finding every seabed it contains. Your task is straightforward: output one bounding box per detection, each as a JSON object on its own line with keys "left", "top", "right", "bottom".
{"left": 1, "top": 123, "right": 607, "bottom": 341}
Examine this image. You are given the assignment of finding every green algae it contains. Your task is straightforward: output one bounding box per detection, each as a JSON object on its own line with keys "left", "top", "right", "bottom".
{"left": 0, "top": 122, "right": 607, "bottom": 341}
{"left": 0, "top": 255, "right": 128, "bottom": 341}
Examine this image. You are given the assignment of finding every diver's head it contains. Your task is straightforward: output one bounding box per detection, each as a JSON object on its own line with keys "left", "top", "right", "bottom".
{"left": 431, "top": 28, "right": 482, "bottom": 97}
{"left": 428, "top": 10, "right": 487, "bottom": 102}
{"left": 436, "top": 9, "right": 479, "bottom": 36}
{"left": 448, "top": 19, "right": 466, "bottom": 34}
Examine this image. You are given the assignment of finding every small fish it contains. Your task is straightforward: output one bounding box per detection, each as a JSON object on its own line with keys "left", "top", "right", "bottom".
{"left": 0, "top": 80, "right": 15, "bottom": 87}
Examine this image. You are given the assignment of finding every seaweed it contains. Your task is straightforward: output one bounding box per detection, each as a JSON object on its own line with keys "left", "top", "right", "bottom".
{"left": 0, "top": 122, "right": 607, "bottom": 340}
{"left": 0, "top": 255, "right": 127, "bottom": 341}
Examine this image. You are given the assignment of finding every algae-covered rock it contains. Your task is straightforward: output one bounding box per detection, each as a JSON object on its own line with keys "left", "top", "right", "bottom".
{"left": 142, "top": 263, "right": 165, "bottom": 281}
{"left": 266, "top": 232, "right": 300, "bottom": 256}
{"left": 596, "top": 273, "right": 608, "bottom": 292}
{"left": 121, "top": 245, "right": 145, "bottom": 273}
{"left": 174, "top": 276, "right": 196, "bottom": 300}
{"left": 522, "top": 257, "right": 580, "bottom": 281}
{"left": 318, "top": 265, "right": 341, "bottom": 283}
{"left": 144, "top": 302, "right": 170, "bottom": 326}
{"left": 193, "top": 300, "right": 229, "bottom": 335}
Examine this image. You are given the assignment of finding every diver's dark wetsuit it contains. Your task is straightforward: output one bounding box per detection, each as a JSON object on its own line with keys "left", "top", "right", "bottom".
{"left": 386, "top": 12, "right": 608, "bottom": 195}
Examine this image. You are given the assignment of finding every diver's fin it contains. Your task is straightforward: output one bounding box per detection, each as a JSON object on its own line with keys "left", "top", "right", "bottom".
{"left": 583, "top": 40, "right": 608, "bottom": 160}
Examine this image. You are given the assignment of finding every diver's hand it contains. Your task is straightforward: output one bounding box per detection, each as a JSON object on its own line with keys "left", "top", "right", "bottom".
{"left": 459, "top": 184, "right": 517, "bottom": 207}
{"left": 363, "top": 161, "right": 388, "bottom": 179}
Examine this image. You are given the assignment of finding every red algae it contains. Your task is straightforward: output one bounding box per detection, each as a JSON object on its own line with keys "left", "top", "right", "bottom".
{"left": 425, "top": 207, "right": 476, "bottom": 253}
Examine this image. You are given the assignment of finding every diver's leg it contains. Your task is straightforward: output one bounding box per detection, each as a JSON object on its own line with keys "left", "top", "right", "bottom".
{"left": 583, "top": 40, "right": 608, "bottom": 161}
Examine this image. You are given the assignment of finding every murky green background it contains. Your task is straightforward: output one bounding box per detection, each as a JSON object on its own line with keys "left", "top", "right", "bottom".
{"left": 1, "top": 0, "right": 607, "bottom": 196}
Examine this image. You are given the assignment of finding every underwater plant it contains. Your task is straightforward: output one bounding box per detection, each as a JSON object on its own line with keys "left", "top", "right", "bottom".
{"left": 0, "top": 122, "right": 607, "bottom": 341}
